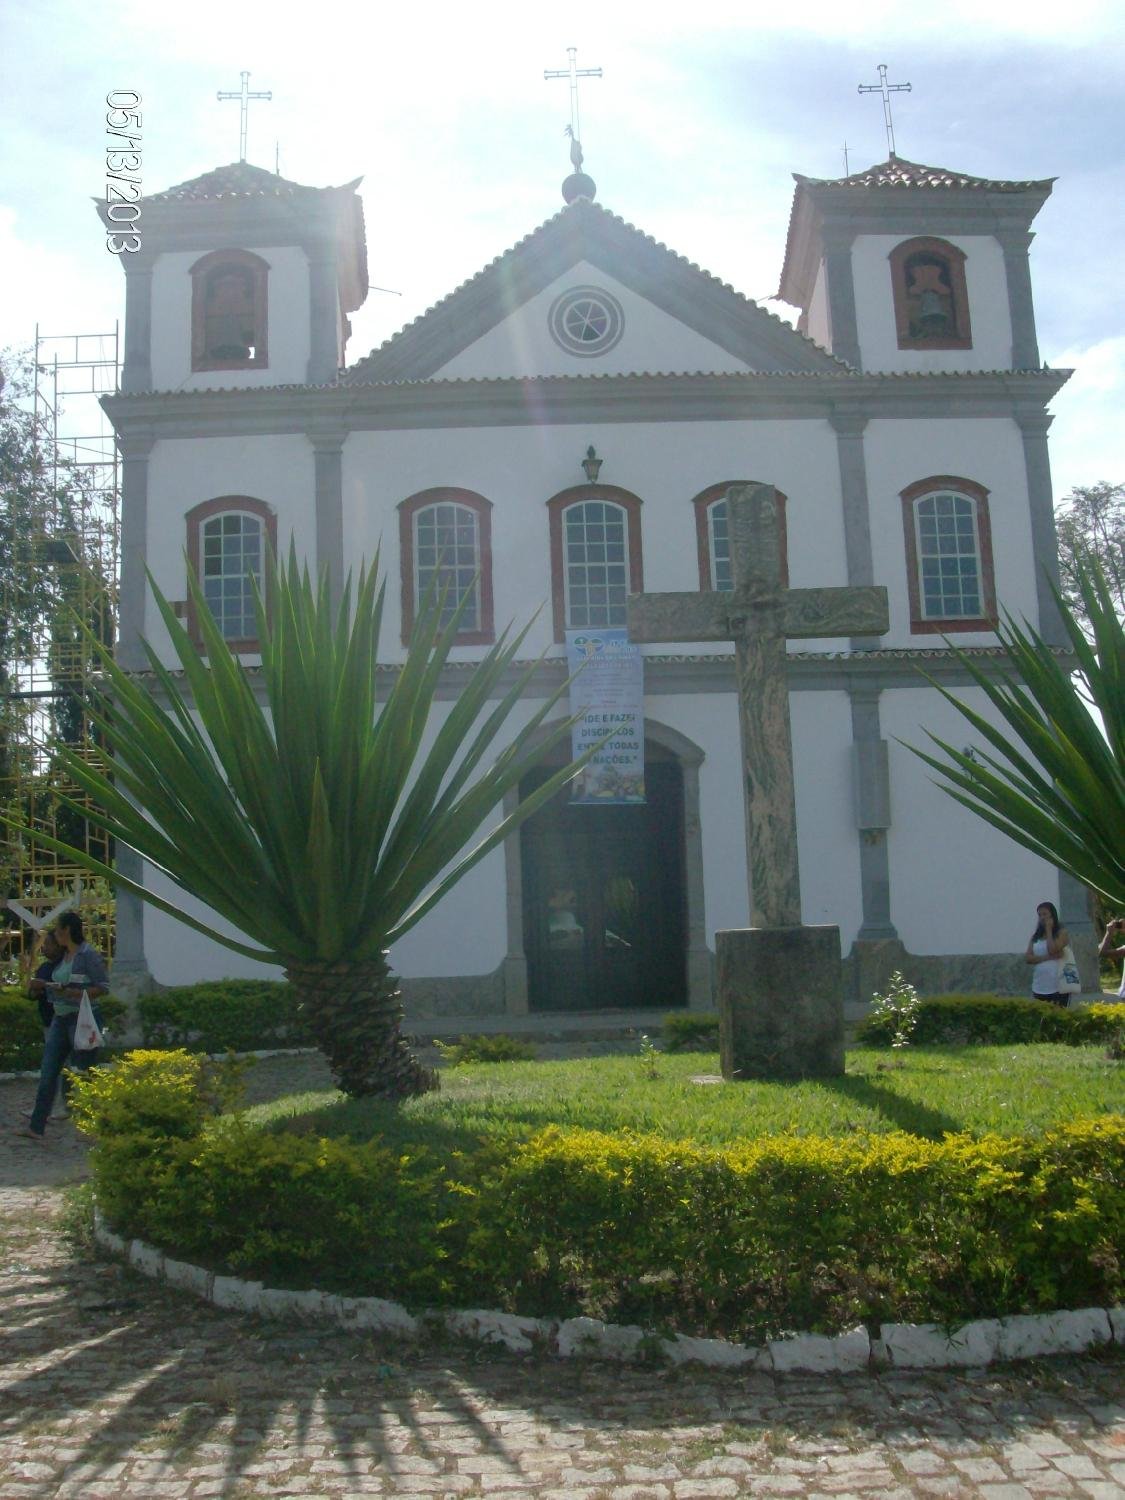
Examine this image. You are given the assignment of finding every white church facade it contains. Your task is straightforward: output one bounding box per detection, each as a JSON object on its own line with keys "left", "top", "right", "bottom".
{"left": 99, "top": 151, "right": 1093, "bottom": 1016}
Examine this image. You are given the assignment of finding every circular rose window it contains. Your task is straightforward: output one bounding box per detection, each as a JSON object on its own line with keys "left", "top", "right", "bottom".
{"left": 548, "top": 285, "right": 625, "bottom": 357}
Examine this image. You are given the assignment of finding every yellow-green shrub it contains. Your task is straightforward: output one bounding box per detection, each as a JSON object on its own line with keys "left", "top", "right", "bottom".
{"left": 77, "top": 1051, "right": 1124, "bottom": 1342}
{"left": 461, "top": 1121, "right": 1124, "bottom": 1339}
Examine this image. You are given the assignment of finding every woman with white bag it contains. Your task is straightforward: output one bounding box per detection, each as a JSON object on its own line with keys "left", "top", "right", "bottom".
{"left": 14, "top": 912, "right": 109, "bottom": 1143}
{"left": 1024, "top": 900, "right": 1074, "bottom": 1009}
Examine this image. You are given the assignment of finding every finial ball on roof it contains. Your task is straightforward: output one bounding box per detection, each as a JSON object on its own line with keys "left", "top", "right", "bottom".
{"left": 562, "top": 171, "right": 597, "bottom": 204}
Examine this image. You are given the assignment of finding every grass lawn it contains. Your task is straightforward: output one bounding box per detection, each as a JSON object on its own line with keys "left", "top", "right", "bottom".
{"left": 250, "top": 1043, "right": 1125, "bottom": 1157}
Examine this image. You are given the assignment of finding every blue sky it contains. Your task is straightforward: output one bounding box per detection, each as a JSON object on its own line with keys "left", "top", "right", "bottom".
{"left": 2, "top": 0, "right": 1123, "bottom": 496}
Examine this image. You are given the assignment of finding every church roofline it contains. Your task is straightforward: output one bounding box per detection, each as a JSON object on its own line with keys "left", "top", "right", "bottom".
{"left": 102, "top": 366, "right": 1072, "bottom": 398}
{"left": 346, "top": 196, "right": 853, "bottom": 382}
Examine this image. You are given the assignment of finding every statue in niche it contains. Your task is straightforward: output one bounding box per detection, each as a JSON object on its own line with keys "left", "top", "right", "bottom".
{"left": 905, "top": 256, "right": 955, "bottom": 339}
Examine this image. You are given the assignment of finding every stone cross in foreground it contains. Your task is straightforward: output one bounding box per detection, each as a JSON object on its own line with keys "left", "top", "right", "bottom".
{"left": 628, "top": 483, "right": 889, "bottom": 927}
{"left": 627, "top": 483, "right": 889, "bottom": 1078}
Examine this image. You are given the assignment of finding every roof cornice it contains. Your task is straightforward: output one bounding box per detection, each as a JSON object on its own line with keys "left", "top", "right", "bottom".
{"left": 101, "top": 367, "right": 1072, "bottom": 439}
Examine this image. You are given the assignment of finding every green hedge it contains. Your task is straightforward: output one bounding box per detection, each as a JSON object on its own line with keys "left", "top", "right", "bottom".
{"left": 74, "top": 1050, "right": 1125, "bottom": 1343}
{"left": 857, "top": 994, "right": 1125, "bottom": 1048}
{"left": 434, "top": 1033, "right": 538, "bottom": 1066}
{"left": 137, "top": 980, "right": 313, "bottom": 1054}
{"left": 661, "top": 1012, "right": 720, "bottom": 1051}
{"left": 0, "top": 987, "right": 128, "bottom": 1071}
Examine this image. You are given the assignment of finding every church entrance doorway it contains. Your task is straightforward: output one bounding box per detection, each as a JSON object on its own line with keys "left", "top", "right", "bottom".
{"left": 519, "top": 747, "right": 687, "bottom": 1012}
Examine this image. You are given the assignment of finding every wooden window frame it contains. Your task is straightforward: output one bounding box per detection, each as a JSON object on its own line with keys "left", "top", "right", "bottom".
{"left": 185, "top": 495, "right": 276, "bottom": 652}
{"left": 190, "top": 248, "right": 270, "bottom": 372}
{"left": 547, "top": 485, "right": 644, "bottom": 643}
{"left": 901, "top": 475, "right": 996, "bottom": 634}
{"left": 889, "top": 236, "right": 973, "bottom": 351}
{"left": 692, "top": 482, "right": 789, "bottom": 591}
{"left": 398, "top": 488, "right": 495, "bottom": 647}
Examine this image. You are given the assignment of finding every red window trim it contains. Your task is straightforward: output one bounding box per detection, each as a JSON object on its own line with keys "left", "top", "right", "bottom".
{"left": 185, "top": 495, "right": 276, "bottom": 652}
{"left": 900, "top": 475, "right": 997, "bottom": 634}
{"left": 546, "top": 485, "right": 644, "bottom": 644}
{"left": 190, "top": 248, "right": 270, "bottom": 372}
{"left": 398, "top": 488, "right": 495, "bottom": 647}
{"left": 692, "top": 482, "right": 789, "bottom": 590}
{"left": 889, "top": 236, "right": 973, "bottom": 352}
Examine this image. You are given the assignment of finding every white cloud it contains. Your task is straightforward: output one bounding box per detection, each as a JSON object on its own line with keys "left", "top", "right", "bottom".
{"left": 1047, "top": 336, "right": 1125, "bottom": 495}
{"left": 0, "top": 206, "right": 120, "bottom": 356}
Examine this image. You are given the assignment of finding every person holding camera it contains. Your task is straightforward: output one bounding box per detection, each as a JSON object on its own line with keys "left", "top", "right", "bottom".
{"left": 1099, "top": 916, "right": 1125, "bottom": 998}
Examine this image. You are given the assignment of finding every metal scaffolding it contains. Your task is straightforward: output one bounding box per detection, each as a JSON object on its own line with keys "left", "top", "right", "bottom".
{"left": 1, "top": 326, "right": 121, "bottom": 974}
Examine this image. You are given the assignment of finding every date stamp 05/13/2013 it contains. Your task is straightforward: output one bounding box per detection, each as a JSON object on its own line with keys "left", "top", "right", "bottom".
{"left": 105, "top": 90, "right": 142, "bottom": 254}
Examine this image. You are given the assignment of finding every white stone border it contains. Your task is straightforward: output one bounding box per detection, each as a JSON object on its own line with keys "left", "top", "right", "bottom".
{"left": 93, "top": 1211, "right": 1123, "bottom": 1373}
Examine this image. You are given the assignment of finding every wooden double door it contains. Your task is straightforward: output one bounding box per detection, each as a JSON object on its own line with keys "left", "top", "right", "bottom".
{"left": 519, "top": 757, "right": 687, "bottom": 1012}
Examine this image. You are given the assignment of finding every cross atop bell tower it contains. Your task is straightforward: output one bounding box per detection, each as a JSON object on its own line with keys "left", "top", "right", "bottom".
{"left": 217, "top": 70, "right": 272, "bottom": 164}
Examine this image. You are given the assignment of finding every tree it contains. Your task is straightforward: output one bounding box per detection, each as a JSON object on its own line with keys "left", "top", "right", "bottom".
{"left": 5, "top": 550, "right": 599, "bottom": 1098}
{"left": 1, "top": 349, "right": 117, "bottom": 930}
{"left": 0, "top": 350, "right": 56, "bottom": 780}
{"left": 1054, "top": 482, "right": 1124, "bottom": 629}
{"left": 905, "top": 554, "right": 1124, "bottom": 910}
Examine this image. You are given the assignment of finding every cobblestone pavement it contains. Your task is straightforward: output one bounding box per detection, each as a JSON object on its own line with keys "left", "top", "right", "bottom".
{"left": 2, "top": 1069, "right": 1123, "bottom": 1499}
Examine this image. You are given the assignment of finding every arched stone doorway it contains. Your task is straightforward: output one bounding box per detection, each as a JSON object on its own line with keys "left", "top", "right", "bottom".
{"left": 500, "top": 719, "right": 711, "bottom": 1014}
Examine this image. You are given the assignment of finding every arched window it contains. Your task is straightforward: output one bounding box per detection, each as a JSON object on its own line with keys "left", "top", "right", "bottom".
{"left": 547, "top": 486, "right": 643, "bottom": 642}
{"left": 186, "top": 496, "right": 276, "bottom": 649}
{"left": 889, "top": 237, "right": 972, "bottom": 350}
{"left": 191, "top": 249, "right": 269, "bottom": 370}
{"left": 692, "top": 483, "right": 789, "bottom": 591}
{"left": 398, "top": 489, "right": 494, "bottom": 646}
{"left": 901, "top": 477, "right": 996, "bottom": 633}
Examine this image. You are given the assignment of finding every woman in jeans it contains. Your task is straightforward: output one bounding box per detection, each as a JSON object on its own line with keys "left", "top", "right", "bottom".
{"left": 14, "top": 912, "right": 109, "bottom": 1143}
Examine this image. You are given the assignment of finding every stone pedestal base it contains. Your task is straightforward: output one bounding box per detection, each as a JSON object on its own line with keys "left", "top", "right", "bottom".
{"left": 717, "top": 925, "right": 845, "bottom": 1081}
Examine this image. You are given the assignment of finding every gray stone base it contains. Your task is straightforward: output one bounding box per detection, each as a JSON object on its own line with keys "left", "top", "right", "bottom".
{"left": 717, "top": 925, "right": 845, "bottom": 1081}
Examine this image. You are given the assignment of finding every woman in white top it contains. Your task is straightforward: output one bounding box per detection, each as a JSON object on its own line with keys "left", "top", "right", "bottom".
{"left": 1024, "top": 900, "right": 1070, "bottom": 1008}
{"left": 1098, "top": 917, "right": 1125, "bottom": 998}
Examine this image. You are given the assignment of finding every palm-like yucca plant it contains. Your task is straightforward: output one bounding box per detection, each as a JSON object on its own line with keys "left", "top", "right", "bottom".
{"left": 7, "top": 549, "right": 599, "bottom": 1098}
{"left": 907, "top": 553, "right": 1124, "bottom": 909}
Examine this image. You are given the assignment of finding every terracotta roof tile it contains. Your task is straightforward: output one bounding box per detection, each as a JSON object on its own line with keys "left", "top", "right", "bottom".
{"left": 146, "top": 161, "right": 328, "bottom": 202}
{"left": 795, "top": 155, "right": 1054, "bottom": 192}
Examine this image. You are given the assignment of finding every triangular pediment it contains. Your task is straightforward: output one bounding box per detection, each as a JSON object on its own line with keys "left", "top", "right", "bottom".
{"left": 346, "top": 198, "right": 847, "bottom": 383}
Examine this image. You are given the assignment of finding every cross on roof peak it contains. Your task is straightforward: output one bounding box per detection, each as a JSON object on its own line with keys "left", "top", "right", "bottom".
{"left": 217, "top": 70, "right": 272, "bottom": 164}
{"left": 858, "top": 63, "right": 911, "bottom": 159}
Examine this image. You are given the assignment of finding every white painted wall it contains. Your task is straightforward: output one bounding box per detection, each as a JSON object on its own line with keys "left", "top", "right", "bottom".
{"left": 852, "top": 233, "right": 1013, "bottom": 373}
{"left": 342, "top": 416, "right": 851, "bottom": 662}
{"left": 142, "top": 861, "right": 285, "bottom": 987}
{"left": 792, "top": 689, "right": 864, "bottom": 943}
{"left": 880, "top": 685, "right": 1059, "bottom": 957}
{"left": 434, "top": 263, "right": 751, "bottom": 379}
{"left": 137, "top": 674, "right": 1044, "bottom": 987}
{"left": 864, "top": 416, "right": 1039, "bottom": 646}
{"left": 149, "top": 246, "right": 311, "bottom": 390}
{"left": 144, "top": 435, "right": 316, "bottom": 660}
{"left": 805, "top": 261, "right": 832, "bottom": 352}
